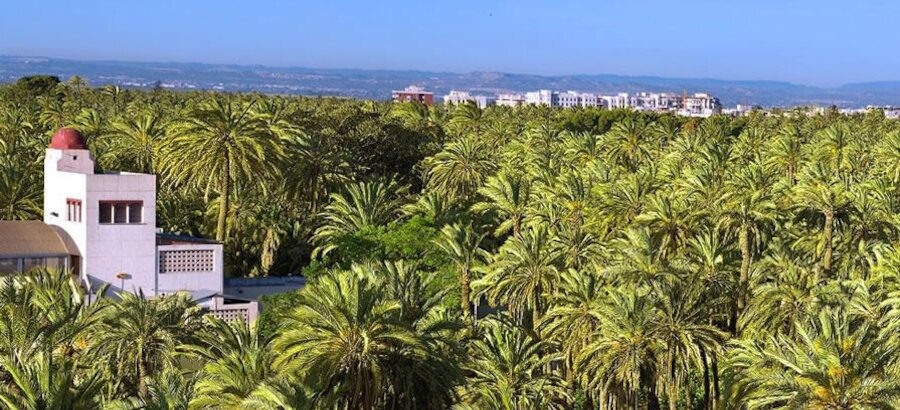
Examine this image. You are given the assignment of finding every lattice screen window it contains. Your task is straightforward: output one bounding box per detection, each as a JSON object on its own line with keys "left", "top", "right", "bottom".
{"left": 159, "top": 250, "right": 215, "bottom": 274}
{"left": 211, "top": 308, "right": 250, "bottom": 324}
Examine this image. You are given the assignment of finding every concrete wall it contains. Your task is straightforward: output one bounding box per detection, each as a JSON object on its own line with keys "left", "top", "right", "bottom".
{"left": 45, "top": 148, "right": 158, "bottom": 294}
{"left": 156, "top": 243, "right": 224, "bottom": 294}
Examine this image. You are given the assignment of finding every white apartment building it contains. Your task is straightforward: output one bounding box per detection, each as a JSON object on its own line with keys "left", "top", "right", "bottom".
{"left": 525, "top": 89, "right": 556, "bottom": 106}
{"left": 496, "top": 93, "right": 526, "bottom": 107}
{"left": 600, "top": 93, "right": 632, "bottom": 109}
{"left": 443, "top": 90, "right": 496, "bottom": 108}
{"left": 555, "top": 91, "right": 600, "bottom": 108}
{"left": 0, "top": 128, "right": 258, "bottom": 322}
{"left": 681, "top": 93, "right": 723, "bottom": 117}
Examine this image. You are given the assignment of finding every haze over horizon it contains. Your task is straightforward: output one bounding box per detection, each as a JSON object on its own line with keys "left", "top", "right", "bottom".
{"left": 3, "top": 0, "right": 899, "bottom": 88}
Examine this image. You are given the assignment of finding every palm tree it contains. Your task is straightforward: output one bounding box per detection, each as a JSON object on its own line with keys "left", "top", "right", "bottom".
{"left": 477, "top": 224, "right": 561, "bottom": 329}
{"left": 793, "top": 161, "right": 852, "bottom": 278}
{"left": 89, "top": 292, "right": 202, "bottom": 398}
{"left": 542, "top": 269, "right": 605, "bottom": 389}
{"left": 576, "top": 288, "right": 662, "bottom": 410}
{"left": 816, "top": 124, "right": 854, "bottom": 178}
{"left": 718, "top": 163, "right": 779, "bottom": 326}
{"left": 281, "top": 130, "right": 351, "bottom": 214}
{"left": 424, "top": 136, "right": 497, "bottom": 200}
{"left": 765, "top": 123, "right": 806, "bottom": 186}
{"left": 100, "top": 111, "right": 167, "bottom": 173}
{"left": 651, "top": 278, "right": 727, "bottom": 410}
{"left": 634, "top": 193, "right": 701, "bottom": 260}
{"left": 104, "top": 370, "right": 195, "bottom": 410}
{"left": 605, "top": 118, "right": 653, "bottom": 172}
{"left": 0, "top": 352, "right": 104, "bottom": 410}
{"left": 457, "top": 316, "right": 569, "bottom": 410}
{"left": 471, "top": 172, "right": 534, "bottom": 237}
{"left": 727, "top": 309, "right": 900, "bottom": 409}
{"left": 187, "top": 317, "right": 281, "bottom": 409}
{"left": 0, "top": 161, "right": 41, "bottom": 220}
{"left": 311, "top": 178, "right": 403, "bottom": 257}
{"left": 434, "top": 223, "right": 491, "bottom": 323}
{"left": 163, "top": 96, "right": 284, "bottom": 242}
{"left": 273, "top": 270, "right": 423, "bottom": 409}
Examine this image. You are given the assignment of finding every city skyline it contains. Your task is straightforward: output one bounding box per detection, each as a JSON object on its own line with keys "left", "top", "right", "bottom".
{"left": 3, "top": 1, "right": 900, "bottom": 87}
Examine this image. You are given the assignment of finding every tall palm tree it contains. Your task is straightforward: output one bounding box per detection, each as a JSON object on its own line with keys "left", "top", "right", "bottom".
{"left": 605, "top": 118, "right": 653, "bottom": 172}
{"left": 187, "top": 317, "right": 281, "bottom": 409}
{"left": 311, "top": 178, "right": 403, "bottom": 257}
{"left": 542, "top": 269, "right": 605, "bottom": 389}
{"left": 718, "top": 163, "right": 779, "bottom": 326}
{"left": 0, "top": 352, "right": 104, "bottom": 410}
{"left": 163, "top": 96, "right": 284, "bottom": 242}
{"left": 471, "top": 172, "right": 534, "bottom": 237}
{"left": 457, "top": 316, "right": 569, "bottom": 410}
{"left": 793, "top": 161, "right": 852, "bottom": 278}
{"left": 89, "top": 292, "right": 202, "bottom": 398}
{"left": 576, "top": 288, "right": 662, "bottom": 410}
{"left": 434, "top": 223, "right": 491, "bottom": 323}
{"left": 477, "top": 224, "right": 561, "bottom": 329}
{"left": 100, "top": 111, "right": 167, "bottom": 173}
{"left": 104, "top": 370, "right": 195, "bottom": 410}
{"left": 727, "top": 310, "right": 900, "bottom": 409}
{"left": 273, "top": 270, "right": 424, "bottom": 409}
{"left": 424, "top": 136, "right": 497, "bottom": 201}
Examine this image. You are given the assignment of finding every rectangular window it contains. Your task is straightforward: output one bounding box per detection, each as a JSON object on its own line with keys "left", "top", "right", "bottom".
{"left": 99, "top": 203, "right": 112, "bottom": 223}
{"left": 128, "top": 203, "right": 142, "bottom": 223}
{"left": 99, "top": 201, "right": 143, "bottom": 224}
{"left": 0, "top": 258, "right": 19, "bottom": 274}
{"left": 114, "top": 203, "right": 127, "bottom": 223}
{"left": 66, "top": 199, "right": 82, "bottom": 222}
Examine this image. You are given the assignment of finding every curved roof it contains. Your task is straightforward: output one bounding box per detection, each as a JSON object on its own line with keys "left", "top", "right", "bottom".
{"left": 0, "top": 221, "right": 78, "bottom": 257}
{"left": 49, "top": 128, "right": 88, "bottom": 150}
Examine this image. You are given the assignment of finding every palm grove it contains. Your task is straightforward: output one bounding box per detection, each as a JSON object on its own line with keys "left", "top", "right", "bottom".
{"left": 3, "top": 75, "right": 900, "bottom": 409}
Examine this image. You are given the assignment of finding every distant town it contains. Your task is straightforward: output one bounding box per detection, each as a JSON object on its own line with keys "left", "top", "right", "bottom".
{"left": 393, "top": 85, "right": 900, "bottom": 119}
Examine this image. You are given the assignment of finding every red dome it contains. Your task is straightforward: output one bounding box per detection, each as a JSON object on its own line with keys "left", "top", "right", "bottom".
{"left": 49, "top": 128, "right": 88, "bottom": 150}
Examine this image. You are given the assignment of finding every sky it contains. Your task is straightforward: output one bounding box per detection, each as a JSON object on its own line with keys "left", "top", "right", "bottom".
{"left": 1, "top": 1, "right": 897, "bottom": 87}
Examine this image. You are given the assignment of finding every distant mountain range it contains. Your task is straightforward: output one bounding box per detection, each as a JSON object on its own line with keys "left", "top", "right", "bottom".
{"left": 2, "top": 55, "right": 900, "bottom": 107}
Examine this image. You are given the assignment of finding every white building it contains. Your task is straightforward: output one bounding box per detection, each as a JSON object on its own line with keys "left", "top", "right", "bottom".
{"left": 599, "top": 93, "right": 632, "bottom": 109}
{"left": 0, "top": 128, "right": 258, "bottom": 322}
{"left": 554, "top": 91, "right": 600, "bottom": 108}
{"left": 681, "top": 93, "right": 723, "bottom": 117}
{"left": 525, "top": 89, "right": 556, "bottom": 106}
{"left": 496, "top": 93, "right": 526, "bottom": 107}
{"left": 442, "top": 90, "right": 496, "bottom": 108}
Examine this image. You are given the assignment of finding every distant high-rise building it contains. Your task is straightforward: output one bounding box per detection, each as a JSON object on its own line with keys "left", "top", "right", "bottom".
{"left": 392, "top": 85, "right": 434, "bottom": 105}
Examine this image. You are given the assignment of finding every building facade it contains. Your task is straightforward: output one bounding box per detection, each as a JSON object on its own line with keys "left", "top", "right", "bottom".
{"left": 1, "top": 128, "right": 258, "bottom": 322}
{"left": 392, "top": 85, "right": 434, "bottom": 105}
{"left": 442, "top": 90, "right": 496, "bottom": 108}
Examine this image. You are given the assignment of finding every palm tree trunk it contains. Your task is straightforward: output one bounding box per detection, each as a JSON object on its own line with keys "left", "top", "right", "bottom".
{"left": 460, "top": 265, "right": 472, "bottom": 325}
{"left": 216, "top": 157, "right": 230, "bottom": 242}
{"left": 701, "top": 347, "right": 710, "bottom": 410}
{"left": 711, "top": 352, "right": 720, "bottom": 408}
{"left": 138, "top": 357, "right": 148, "bottom": 398}
{"left": 823, "top": 209, "right": 834, "bottom": 277}
{"left": 737, "top": 226, "right": 751, "bottom": 331}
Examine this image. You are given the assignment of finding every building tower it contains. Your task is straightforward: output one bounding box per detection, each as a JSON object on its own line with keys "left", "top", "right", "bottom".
{"left": 43, "top": 128, "right": 158, "bottom": 293}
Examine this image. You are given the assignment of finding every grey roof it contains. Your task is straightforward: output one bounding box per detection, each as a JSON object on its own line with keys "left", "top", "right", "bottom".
{"left": 224, "top": 276, "right": 306, "bottom": 287}
{"left": 0, "top": 221, "right": 78, "bottom": 257}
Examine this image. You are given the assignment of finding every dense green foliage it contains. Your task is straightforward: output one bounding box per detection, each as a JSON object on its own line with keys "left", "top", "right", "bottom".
{"left": 3, "top": 77, "right": 900, "bottom": 408}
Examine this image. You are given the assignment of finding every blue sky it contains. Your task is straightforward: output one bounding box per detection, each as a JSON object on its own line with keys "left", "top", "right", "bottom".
{"left": 1, "top": 1, "right": 896, "bottom": 86}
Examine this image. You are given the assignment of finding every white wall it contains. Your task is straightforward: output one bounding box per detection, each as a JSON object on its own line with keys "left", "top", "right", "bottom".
{"left": 156, "top": 243, "right": 224, "bottom": 294}
{"left": 45, "top": 148, "right": 159, "bottom": 295}
{"left": 84, "top": 173, "right": 157, "bottom": 294}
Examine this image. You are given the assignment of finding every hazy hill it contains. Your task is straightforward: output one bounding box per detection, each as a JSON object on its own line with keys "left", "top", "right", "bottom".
{"left": 2, "top": 55, "right": 899, "bottom": 107}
